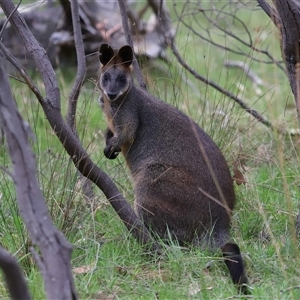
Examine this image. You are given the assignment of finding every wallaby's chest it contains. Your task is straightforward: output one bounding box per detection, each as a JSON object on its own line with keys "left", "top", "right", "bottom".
{"left": 102, "top": 97, "right": 118, "bottom": 133}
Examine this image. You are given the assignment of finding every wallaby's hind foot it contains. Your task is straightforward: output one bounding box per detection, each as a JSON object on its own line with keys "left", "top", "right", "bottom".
{"left": 222, "top": 242, "right": 250, "bottom": 294}
{"left": 103, "top": 146, "right": 120, "bottom": 159}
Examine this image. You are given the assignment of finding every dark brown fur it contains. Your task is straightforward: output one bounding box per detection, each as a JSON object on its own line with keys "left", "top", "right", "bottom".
{"left": 98, "top": 43, "right": 249, "bottom": 294}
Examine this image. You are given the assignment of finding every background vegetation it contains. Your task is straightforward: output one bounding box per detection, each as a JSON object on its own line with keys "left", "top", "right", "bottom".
{"left": 1, "top": 0, "right": 300, "bottom": 299}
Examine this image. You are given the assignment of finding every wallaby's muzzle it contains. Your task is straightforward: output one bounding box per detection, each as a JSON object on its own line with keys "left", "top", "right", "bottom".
{"left": 107, "top": 92, "right": 117, "bottom": 101}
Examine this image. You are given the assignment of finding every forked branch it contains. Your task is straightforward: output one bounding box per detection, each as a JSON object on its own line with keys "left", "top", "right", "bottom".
{"left": 0, "top": 0, "right": 159, "bottom": 250}
{"left": 0, "top": 56, "right": 77, "bottom": 299}
{"left": 168, "top": 36, "right": 275, "bottom": 131}
{"left": 66, "top": 0, "right": 86, "bottom": 129}
{"left": 117, "top": 0, "right": 147, "bottom": 90}
{"left": 0, "top": 246, "right": 31, "bottom": 300}
{"left": 257, "top": 0, "right": 300, "bottom": 121}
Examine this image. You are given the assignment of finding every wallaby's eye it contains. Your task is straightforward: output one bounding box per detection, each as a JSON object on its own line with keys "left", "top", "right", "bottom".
{"left": 102, "top": 73, "right": 109, "bottom": 83}
{"left": 119, "top": 75, "right": 126, "bottom": 84}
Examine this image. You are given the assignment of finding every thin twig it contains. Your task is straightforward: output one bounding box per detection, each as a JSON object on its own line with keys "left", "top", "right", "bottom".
{"left": 117, "top": 0, "right": 147, "bottom": 90}
{"left": 281, "top": 285, "right": 300, "bottom": 292}
{"left": 0, "top": 0, "right": 159, "bottom": 251}
{"left": 256, "top": 0, "right": 281, "bottom": 27}
{"left": 66, "top": 0, "right": 86, "bottom": 130}
{"left": 168, "top": 36, "right": 276, "bottom": 131}
{"left": 0, "top": 0, "right": 60, "bottom": 109}
{"left": 147, "top": 0, "right": 173, "bottom": 39}
{"left": 0, "top": 0, "right": 21, "bottom": 37}
{"left": 0, "top": 247, "right": 31, "bottom": 300}
{"left": 0, "top": 165, "right": 13, "bottom": 178}
{"left": 173, "top": 1, "right": 285, "bottom": 72}
{"left": 0, "top": 52, "right": 77, "bottom": 299}
{"left": 0, "top": 41, "right": 45, "bottom": 105}
{"left": 224, "top": 60, "right": 264, "bottom": 86}
{"left": 66, "top": 0, "right": 95, "bottom": 201}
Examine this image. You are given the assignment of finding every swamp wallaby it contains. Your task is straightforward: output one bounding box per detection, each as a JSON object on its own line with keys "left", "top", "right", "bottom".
{"left": 98, "top": 43, "right": 249, "bottom": 294}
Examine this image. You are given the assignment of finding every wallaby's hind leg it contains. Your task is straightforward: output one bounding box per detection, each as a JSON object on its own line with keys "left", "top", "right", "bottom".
{"left": 221, "top": 242, "right": 250, "bottom": 294}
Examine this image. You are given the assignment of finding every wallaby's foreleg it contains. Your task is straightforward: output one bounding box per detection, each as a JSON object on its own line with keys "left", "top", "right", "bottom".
{"left": 221, "top": 242, "right": 250, "bottom": 295}
{"left": 104, "top": 115, "right": 138, "bottom": 159}
{"left": 104, "top": 128, "right": 121, "bottom": 159}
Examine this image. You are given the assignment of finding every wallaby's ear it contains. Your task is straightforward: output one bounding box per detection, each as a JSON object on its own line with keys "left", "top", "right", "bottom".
{"left": 118, "top": 45, "right": 133, "bottom": 67}
{"left": 99, "top": 43, "right": 115, "bottom": 66}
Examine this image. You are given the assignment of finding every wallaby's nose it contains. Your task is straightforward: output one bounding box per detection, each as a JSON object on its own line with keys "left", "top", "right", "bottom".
{"left": 107, "top": 92, "right": 117, "bottom": 100}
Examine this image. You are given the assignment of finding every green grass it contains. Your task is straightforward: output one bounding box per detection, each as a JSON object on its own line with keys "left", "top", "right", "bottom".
{"left": 1, "top": 1, "right": 300, "bottom": 299}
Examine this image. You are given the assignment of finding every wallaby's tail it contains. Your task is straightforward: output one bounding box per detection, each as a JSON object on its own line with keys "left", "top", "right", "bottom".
{"left": 221, "top": 242, "right": 250, "bottom": 295}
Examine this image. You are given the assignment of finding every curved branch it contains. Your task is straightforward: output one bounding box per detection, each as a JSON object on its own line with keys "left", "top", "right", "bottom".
{"left": 0, "top": 247, "right": 31, "bottom": 300}
{"left": 0, "top": 0, "right": 159, "bottom": 251}
{"left": 257, "top": 0, "right": 281, "bottom": 27}
{"left": 147, "top": 0, "right": 173, "bottom": 39}
{"left": 174, "top": 2, "right": 285, "bottom": 72}
{"left": 117, "top": 0, "right": 147, "bottom": 90}
{"left": 66, "top": 0, "right": 95, "bottom": 201}
{"left": 168, "top": 36, "right": 276, "bottom": 131}
{"left": 273, "top": 0, "right": 300, "bottom": 108}
{"left": 66, "top": 0, "right": 86, "bottom": 130}
{"left": 0, "top": 0, "right": 60, "bottom": 109}
{"left": 0, "top": 0, "right": 21, "bottom": 37}
{"left": 58, "top": 0, "right": 73, "bottom": 30}
{"left": 258, "top": 0, "right": 300, "bottom": 120}
{"left": 0, "top": 56, "right": 77, "bottom": 299}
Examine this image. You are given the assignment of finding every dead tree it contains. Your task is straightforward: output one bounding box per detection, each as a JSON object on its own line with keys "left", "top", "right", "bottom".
{"left": 0, "top": 246, "right": 31, "bottom": 299}
{"left": 0, "top": 0, "right": 171, "bottom": 76}
{"left": 257, "top": 0, "right": 300, "bottom": 121}
{"left": 4, "top": 0, "right": 298, "bottom": 295}
{"left": 169, "top": 0, "right": 282, "bottom": 132}
{"left": 0, "top": 0, "right": 159, "bottom": 245}
{"left": 0, "top": 0, "right": 160, "bottom": 296}
{"left": 0, "top": 55, "right": 77, "bottom": 299}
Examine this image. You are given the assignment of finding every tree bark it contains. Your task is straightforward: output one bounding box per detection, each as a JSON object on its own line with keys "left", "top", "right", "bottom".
{"left": 0, "top": 246, "right": 31, "bottom": 300}
{"left": 117, "top": 0, "right": 147, "bottom": 90}
{"left": 258, "top": 0, "right": 300, "bottom": 120}
{"left": 0, "top": 0, "right": 159, "bottom": 251}
{"left": 0, "top": 57, "right": 77, "bottom": 299}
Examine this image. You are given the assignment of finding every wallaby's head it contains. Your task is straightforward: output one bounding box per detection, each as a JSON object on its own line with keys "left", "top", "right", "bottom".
{"left": 99, "top": 43, "right": 133, "bottom": 101}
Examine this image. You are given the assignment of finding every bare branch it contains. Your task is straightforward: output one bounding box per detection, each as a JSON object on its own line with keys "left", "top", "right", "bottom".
{"left": 273, "top": 0, "right": 300, "bottom": 112}
{"left": 259, "top": 0, "right": 300, "bottom": 120}
{"left": 0, "top": 57, "right": 77, "bottom": 299}
{"left": 58, "top": 0, "right": 72, "bottom": 30}
{"left": 174, "top": 1, "right": 285, "bottom": 72}
{"left": 168, "top": 36, "right": 275, "bottom": 131}
{"left": 224, "top": 61, "right": 264, "bottom": 86}
{"left": 67, "top": 0, "right": 96, "bottom": 204}
{"left": 257, "top": 0, "right": 281, "bottom": 26}
{"left": 0, "top": 0, "right": 21, "bottom": 37}
{"left": 0, "top": 0, "right": 159, "bottom": 251}
{"left": 0, "top": 41, "right": 44, "bottom": 104}
{"left": 117, "top": 0, "right": 147, "bottom": 90}
{"left": 147, "top": 0, "right": 173, "bottom": 38}
{"left": 66, "top": 0, "right": 86, "bottom": 130}
{"left": 0, "top": 246, "right": 31, "bottom": 300}
{"left": 0, "top": 0, "right": 60, "bottom": 109}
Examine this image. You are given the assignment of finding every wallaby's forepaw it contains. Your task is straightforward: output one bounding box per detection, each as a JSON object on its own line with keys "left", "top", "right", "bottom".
{"left": 104, "top": 145, "right": 120, "bottom": 159}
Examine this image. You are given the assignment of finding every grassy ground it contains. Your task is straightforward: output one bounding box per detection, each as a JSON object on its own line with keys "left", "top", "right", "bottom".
{"left": 1, "top": 1, "right": 300, "bottom": 299}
